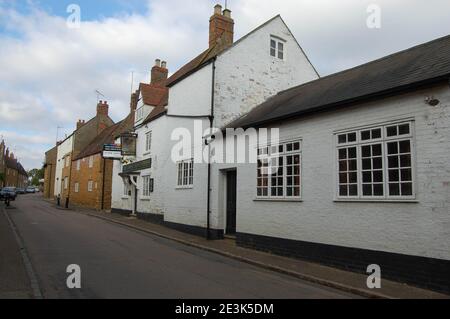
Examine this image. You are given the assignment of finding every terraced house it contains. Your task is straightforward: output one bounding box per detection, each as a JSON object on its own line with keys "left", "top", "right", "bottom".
{"left": 0, "top": 139, "right": 5, "bottom": 188}
{"left": 69, "top": 95, "right": 136, "bottom": 210}
{"left": 53, "top": 100, "right": 114, "bottom": 204}
{"left": 4, "top": 149, "right": 28, "bottom": 188}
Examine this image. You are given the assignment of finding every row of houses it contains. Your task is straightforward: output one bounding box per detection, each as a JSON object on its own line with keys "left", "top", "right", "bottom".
{"left": 0, "top": 139, "right": 28, "bottom": 189}
{"left": 44, "top": 4, "right": 450, "bottom": 293}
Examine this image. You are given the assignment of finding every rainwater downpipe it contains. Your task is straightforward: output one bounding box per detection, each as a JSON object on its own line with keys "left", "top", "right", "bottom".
{"left": 206, "top": 59, "right": 216, "bottom": 240}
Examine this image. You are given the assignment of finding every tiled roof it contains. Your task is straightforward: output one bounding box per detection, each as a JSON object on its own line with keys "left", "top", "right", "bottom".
{"left": 5, "top": 157, "right": 27, "bottom": 176}
{"left": 228, "top": 34, "right": 450, "bottom": 128}
{"left": 74, "top": 112, "right": 135, "bottom": 160}
{"left": 165, "top": 44, "right": 221, "bottom": 87}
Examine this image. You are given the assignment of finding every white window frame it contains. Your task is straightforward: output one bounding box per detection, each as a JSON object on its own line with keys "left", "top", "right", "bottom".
{"left": 256, "top": 140, "right": 302, "bottom": 201}
{"left": 64, "top": 177, "right": 68, "bottom": 190}
{"left": 66, "top": 156, "right": 71, "bottom": 168}
{"left": 87, "top": 180, "right": 93, "bottom": 192}
{"left": 176, "top": 159, "right": 194, "bottom": 188}
{"left": 142, "top": 175, "right": 151, "bottom": 198}
{"left": 136, "top": 107, "right": 144, "bottom": 121}
{"left": 88, "top": 155, "right": 94, "bottom": 168}
{"left": 76, "top": 160, "right": 81, "bottom": 171}
{"left": 145, "top": 131, "right": 152, "bottom": 153}
{"left": 270, "top": 36, "right": 286, "bottom": 60}
{"left": 335, "top": 120, "right": 416, "bottom": 201}
{"left": 123, "top": 182, "right": 130, "bottom": 198}
{"left": 74, "top": 182, "right": 79, "bottom": 193}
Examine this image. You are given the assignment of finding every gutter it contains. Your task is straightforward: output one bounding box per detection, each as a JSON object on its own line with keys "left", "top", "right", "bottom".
{"left": 206, "top": 58, "right": 216, "bottom": 240}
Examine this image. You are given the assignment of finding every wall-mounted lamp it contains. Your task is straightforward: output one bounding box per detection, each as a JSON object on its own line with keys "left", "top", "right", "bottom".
{"left": 425, "top": 96, "right": 440, "bottom": 106}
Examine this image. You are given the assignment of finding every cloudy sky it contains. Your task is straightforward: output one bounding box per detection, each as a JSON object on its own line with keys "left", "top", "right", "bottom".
{"left": 0, "top": 0, "right": 449, "bottom": 170}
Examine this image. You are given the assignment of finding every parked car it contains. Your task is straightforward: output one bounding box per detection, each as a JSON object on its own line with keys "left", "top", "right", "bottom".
{"left": 0, "top": 187, "right": 17, "bottom": 202}
{"left": 26, "top": 187, "right": 36, "bottom": 194}
{"left": 16, "top": 188, "right": 26, "bottom": 194}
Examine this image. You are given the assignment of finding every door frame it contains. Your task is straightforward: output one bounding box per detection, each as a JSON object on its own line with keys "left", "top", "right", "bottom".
{"left": 221, "top": 168, "right": 237, "bottom": 235}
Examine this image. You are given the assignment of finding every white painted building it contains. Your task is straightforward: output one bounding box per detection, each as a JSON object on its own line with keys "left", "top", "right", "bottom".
{"left": 211, "top": 35, "right": 450, "bottom": 293}
{"left": 54, "top": 135, "right": 73, "bottom": 197}
{"left": 110, "top": 5, "right": 318, "bottom": 238}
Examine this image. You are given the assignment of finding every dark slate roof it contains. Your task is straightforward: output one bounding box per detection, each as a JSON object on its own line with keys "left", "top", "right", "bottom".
{"left": 5, "top": 157, "right": 27, "bottom": 176}
{"left": 228, "top": 34, "right": 450, "bottom": 128}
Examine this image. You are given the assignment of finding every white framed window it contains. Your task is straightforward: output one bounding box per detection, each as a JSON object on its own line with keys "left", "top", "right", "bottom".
{"left": 136, "top": 107, "right": 144, "bottom": 121}
{"left": 76, "top": 160, "right": 81, "bottom": 171}
{"left": 88, "top": 155, "right": 94, "bottom": 168}
{"left": 270, "top": 37, "right": 285, "bottom": 60}
{"left": 177, "top": 159, "right": 194, "bottom": 187}
{"left": 257, "top": 140, "right": 302, "bottom": 199}
{"left": 74, "top": 182, "right": 79, "bottom": 193}
{"left": 145, "top": 131, "right": 152, "bottom": 153}
{"left": 336, "top": 121, "right": 415, "bottom": 200}
{"left": 65, "top": 155, "right": 70, "bottom": 167}
{"left": 64, "top": 177, "right": 68, "bottom": 190}
{"left": 87, "top": 180, "right": 93, "bottom": 192}
{"left": 142, "top": 176, "right": 154, "bottom": 197}
{"left": 123, "top": 182, "right": 130, "bottom": 197}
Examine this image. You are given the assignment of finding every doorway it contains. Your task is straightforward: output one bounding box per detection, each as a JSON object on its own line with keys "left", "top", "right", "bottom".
{"left": 226, "top": 170, "right": 237, "bottom": 235}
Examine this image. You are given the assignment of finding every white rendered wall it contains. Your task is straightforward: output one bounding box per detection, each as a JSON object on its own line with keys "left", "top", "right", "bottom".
{"left": 54, "top": 136, "right": 73, "bottom": 196}
{"left": 211, "top": 84, "right": 450, "bottom": 261}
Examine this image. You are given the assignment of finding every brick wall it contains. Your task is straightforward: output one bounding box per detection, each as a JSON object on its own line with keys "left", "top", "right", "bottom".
{"left": 70, "top": 154, "right": 113, "bottom": 210}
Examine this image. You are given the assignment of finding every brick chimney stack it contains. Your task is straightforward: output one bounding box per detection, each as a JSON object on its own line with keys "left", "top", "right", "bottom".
{"left": 5, "top": 148, "right": 9, "bottom": 159}
{"left": 96, "top": 100, "right": 109, "bottom": 116}
{"left": 130, "top": 90, "right": 139, "bottom": 113}
{"left": 76, "top": 119, "right": 86, "bottom": 130}
{"left": 209, "top": 4, "right": 234, "bottom": 49}
{"left": 151, "top": 59, "right": 168, "bottom": 86}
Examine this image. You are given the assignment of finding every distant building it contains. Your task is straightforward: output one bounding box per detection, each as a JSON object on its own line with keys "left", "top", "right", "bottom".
{"left": 43, "top": 145, "right": 57, "bottom": 198}
{"left": 4, "top": 148, "right": 28, "bottom": 188}
{"left": 0, "top": 139, "right": 5, "bottom": 188}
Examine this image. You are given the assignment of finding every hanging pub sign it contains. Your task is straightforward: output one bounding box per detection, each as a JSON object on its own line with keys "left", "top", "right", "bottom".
{"left": 102, "top": 144, "right": 122, "bottom": 160}
{"left": 121, "top": 133, "right": 137, "bottom": 156}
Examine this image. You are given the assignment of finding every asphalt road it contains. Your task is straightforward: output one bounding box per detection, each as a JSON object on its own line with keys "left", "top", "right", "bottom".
{"left": 3, "top": 194, "right": 360, "bottom": 299}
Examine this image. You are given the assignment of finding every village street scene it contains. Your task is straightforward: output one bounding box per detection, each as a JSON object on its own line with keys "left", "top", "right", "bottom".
{"left": 0, "top": 0, "right": 449, "bottom": 305}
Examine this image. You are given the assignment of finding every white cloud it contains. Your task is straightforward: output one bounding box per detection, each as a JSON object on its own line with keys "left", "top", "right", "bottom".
{"left": 1, "top": 0, "right": 449, "bottom": 170}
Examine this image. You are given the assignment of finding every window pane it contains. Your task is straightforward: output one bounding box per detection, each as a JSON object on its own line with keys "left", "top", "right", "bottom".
{"left": 399, "top": 140, "right": 411, "bottom": 154}
{"left": 361, "top": 130, "right": 371, "bottom": 140}
{"left": 363, "top": 184, "right": 372, "bottom": 196}
{"left": 387, "top": 126, "right": 398, "bottom": 137}
{"left": 349, "top": 172, "right": 357, "bottom": 183}
{"left": 340, "top": 186, "right": 348, "bottom": 196}
{"left": 398, "top": 124, "right": 410, "bottom": 135}
{"left": 348, "top": 147, "right": 357, "bottom": 159}
{"left": 338, "top": 135, "right": 347, "bottom": 144}
{"left": 339, "top": 149, "right": 347, "bottom": 160}
{"left": 348, "top": 133, "right": 357, "bottom": 142}
{"left": 401, "top": 169, "right": 412, "bottom": 181}
{"left": 362, "top": 146, "right": 371, "bottom": 158}
{"left": 372, "top": 144, "right": 382, "bottom": 156}
{"left": 401, "top": 183, "right": 413, "bottom": 196}
{"left": 349, "top": 185, "right": 358, "bottom": 196}
{"left": 388, "top": 156, "right": 399, "bottom": 168}
{"left": 372, "top": 129, "right": 382, "bottom": 139}
{"left": 389, "top": 169, "right": 399, "bottom": 182}
{"left": 389, "top": 183, "right": 400, "bottom": 196}
{"left": 374, "top": 184, "right": 384, "bottom": 196}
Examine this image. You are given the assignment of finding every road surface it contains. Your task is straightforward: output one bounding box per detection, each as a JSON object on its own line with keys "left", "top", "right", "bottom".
{"left": 2, "top": 194, "right": 361, "bottom": 299}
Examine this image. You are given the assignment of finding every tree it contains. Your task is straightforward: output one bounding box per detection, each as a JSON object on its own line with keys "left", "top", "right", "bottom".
{"left": 28, "top": 167, "right": 44, "bottom": 186}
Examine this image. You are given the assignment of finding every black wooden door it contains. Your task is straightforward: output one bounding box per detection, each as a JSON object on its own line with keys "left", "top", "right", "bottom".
{"left": 226, "top": 171, "right": 237, "bottom": 234}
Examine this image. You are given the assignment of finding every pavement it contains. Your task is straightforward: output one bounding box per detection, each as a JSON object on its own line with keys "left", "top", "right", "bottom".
{"left": 54, "top": 199, "right": 449, "bottom": 299}
{"left": 0, "top": 204, "right": 33, "bottom": 299}
{"left": 2, "top": 194, "right": 365, "bottom": 299}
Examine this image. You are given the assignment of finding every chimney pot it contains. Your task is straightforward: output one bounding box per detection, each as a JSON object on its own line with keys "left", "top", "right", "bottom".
{"left": 214, "top": 4, "right": 222, "bottom": 15}
{"left": 161, "top": 61, "right": 167, "bottom": 69}
{"left": 155, "top": 59, "right": 161, "bottom": 67}
{"left": 223, "top": 9, "right": 232, "bottom": 18}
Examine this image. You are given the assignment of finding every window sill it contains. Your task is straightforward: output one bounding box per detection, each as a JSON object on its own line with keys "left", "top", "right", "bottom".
{"left": 253, "top": 198, "right": 303, "bottom": 203}
{"left": 140, "top": 197, "right": 150, "bottom": 201}
{"left": 143, "top": 152, "right": 152, "bottom": 157}
{"left": 176, "top": 186, "right": 194, "bottom": 190}
{"left": 121, "top": 196, "right": 130, "bottom": 200}
{"left": 334, "top": 199, "right": 419, "bottom": 203}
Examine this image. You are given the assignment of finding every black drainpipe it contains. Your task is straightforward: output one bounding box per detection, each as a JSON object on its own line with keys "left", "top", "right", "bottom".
{"left": 206, "top": 58, "right": 216, "bottom": 240}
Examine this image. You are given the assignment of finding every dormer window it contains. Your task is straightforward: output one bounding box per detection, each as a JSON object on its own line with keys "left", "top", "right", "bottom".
{"left": 136, "top": 107, "right": 144, "bottom": 121}
{"left": 270, "top": 36, "right": 285, "bottom": 60}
